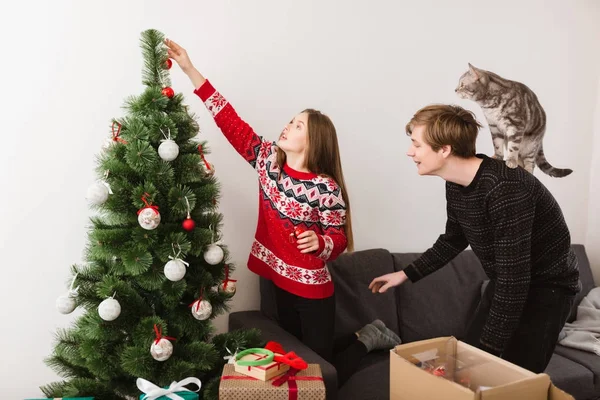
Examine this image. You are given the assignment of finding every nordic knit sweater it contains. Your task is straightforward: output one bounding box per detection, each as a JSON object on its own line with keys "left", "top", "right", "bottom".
{"left": 404, "top": 154, "right": 580, "bottom": 355}
{"left": 194, "top": 80, "right": 347, "bottom": 299}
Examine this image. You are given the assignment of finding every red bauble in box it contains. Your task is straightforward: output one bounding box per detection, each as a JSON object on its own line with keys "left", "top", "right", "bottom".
{"left": 162, "top": 87, "right": 175, "bottom": 98}
{"left": 182, "top": 217, "right": 196, "bottom": 231}
{"left": 165, "top": 59, "right": 173, "bottom": 69}
{"left": 432, "top": 365, "right": 446, "bottom": 377}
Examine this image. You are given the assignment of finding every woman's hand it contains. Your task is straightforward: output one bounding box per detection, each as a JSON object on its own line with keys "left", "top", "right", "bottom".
{"left": 297, "top": 230, "right": 320, "bottom": 254}
{"left": 164, "top": 38, "right": 206, "bottom": 89}
{"left": 164, "top": 38, "right": 194, "bottom": 72}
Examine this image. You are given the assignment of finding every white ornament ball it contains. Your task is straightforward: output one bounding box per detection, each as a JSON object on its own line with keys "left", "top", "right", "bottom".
{"left": 203, "top": 244, "right": 224, "bottom": 265}
{"left": 164, "top": 259, "right": 187, "bottom": 281}
{"left": 86, "top": 182, "right": 109, "bottom": 205}
{"left": 56, "top": 294, "right": 77, "bottom": 314}
{"left": 220, "top": 281, "right": 237, "bottom": 295}
{"left": 150, "top": 338, "right": 173, "bottom": 361}
{"left": 98, "top": 297, "right": 121, "bottom": 321}
{"left": 158, "top": 139, "right": 179, "bottom": 162}
{"left": 138, "top": 207, "right": 161, "bottom": 230}
{"left": 191, "top": 299, "right": 212, "bottom": 320}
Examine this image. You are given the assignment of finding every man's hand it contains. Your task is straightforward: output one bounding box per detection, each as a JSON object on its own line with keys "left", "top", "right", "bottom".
{"left": 369, "top": 271, "right": 408, "bottom": 293}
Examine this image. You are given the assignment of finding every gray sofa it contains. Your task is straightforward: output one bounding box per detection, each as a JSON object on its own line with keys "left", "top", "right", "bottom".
{"left": 229, "top": 244, "right": 599, "bottom": 400}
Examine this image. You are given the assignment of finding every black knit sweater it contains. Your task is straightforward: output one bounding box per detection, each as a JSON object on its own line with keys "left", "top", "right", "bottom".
{"left": 404, "top": 154, "right": 580, "bottom": 354}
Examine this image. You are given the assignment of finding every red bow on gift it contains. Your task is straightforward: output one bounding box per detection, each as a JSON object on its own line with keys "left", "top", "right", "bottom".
{"left": 265, "top": 341, "right": 308, "bottom": 371}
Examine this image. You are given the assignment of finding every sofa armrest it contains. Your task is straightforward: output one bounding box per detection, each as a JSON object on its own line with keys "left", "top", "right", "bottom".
{"left": 229, "top": 310, "right": 338, "bottom": 399}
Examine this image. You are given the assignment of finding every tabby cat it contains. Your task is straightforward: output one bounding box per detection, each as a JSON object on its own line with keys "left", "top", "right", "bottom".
{"left": 455, "top": 63, "right": 572, "bottom": 177}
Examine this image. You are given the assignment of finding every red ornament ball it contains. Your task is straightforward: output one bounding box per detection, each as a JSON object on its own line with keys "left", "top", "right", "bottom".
{"left": 290, "top": 226, "right": 306, "bottom": 243}
{"left": 162, "top": 87, "right": 175, "bottom": 98}
{"left": 165, "top": 59, "right": 173, "bottom": 69}
{"left": 293, "top": 226, "right": 306, "bottom": 237}
{"left": 182, "top": 217, "right": 196, "bottom": 231}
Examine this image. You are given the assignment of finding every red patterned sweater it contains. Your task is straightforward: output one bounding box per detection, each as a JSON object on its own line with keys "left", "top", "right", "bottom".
{"left": 194, "top": 80, "right": 348, "bottom": 299}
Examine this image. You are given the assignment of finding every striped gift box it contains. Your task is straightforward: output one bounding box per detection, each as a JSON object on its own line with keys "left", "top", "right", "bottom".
{"left": 233, "top": 351, "right": 290, "bottom": 381}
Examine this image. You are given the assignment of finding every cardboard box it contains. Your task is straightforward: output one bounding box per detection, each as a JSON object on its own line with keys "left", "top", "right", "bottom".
{"left": 220, "top": 363, "right": 325, "bottom": 400}
{"left": 390, "top": 337, "right": 574, "bottom": 400}
{"left": 234, "top": 351, "right": 290, "bottom": 381}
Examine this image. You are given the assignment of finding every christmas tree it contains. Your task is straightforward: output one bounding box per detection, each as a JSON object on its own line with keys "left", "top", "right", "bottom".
{"left": 43, "top": 29, "right": 261, "bottom": 400}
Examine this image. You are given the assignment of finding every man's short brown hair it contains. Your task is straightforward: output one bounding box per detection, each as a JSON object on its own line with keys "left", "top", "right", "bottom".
{"left": 405, "top": 104, "right": 483, "bottom": 158}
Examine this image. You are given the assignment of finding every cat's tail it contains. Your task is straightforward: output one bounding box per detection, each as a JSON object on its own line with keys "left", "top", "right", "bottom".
{"left": 535, "top": 144, "right": 573, "bottom": 178}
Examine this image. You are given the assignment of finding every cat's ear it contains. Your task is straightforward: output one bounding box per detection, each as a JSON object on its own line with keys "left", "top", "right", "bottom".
{"left": 468, "top": 63, "right": 480, "bottom": 78}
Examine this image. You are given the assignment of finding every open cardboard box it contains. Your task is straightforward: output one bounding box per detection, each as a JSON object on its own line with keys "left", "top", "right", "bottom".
{"left": 390, "top": 337, "right": 574, "bottom": 400}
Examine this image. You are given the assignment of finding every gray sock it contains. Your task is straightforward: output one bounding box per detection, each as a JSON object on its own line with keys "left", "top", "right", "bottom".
{"left": 371, "top": 319, "right": 402, "bottom": 344}
{"left": 356, "top": 324, "right": 401, "bottom": 352}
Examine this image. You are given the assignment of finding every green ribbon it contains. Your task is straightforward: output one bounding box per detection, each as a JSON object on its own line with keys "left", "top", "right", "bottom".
{"left": 235, "top": 348, "right": 275, "bottom": 366}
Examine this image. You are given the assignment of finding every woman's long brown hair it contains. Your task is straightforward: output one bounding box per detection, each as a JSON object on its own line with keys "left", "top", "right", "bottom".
{"left": 276, "top": 109, "right": 354, "bottom": 252}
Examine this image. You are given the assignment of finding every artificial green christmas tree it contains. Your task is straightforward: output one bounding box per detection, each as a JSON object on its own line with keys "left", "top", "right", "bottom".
{"left": 42, "top": 29, "right": 261, "bottom": 400}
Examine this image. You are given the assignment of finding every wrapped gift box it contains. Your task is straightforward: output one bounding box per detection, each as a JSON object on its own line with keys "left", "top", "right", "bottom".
{"left": 234, "top": 351, "right": 290, "bottom": 381}
{"left": 220, "top": 363, "right": 325, "bottom": 400}
{"left": 136, "top": 377, "right": 201, "bottom": 400}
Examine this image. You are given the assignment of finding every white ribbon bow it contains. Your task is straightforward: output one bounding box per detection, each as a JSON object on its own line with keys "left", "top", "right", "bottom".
{"left": 99, "top": 180, "right": 113, "bottom": 194}
{"left": 67, "top": 273, "right": 80, "bottom": 297}
{"left": 169, "top": 244, "right": 189, "bottom": 267}
{"left": 160, "top": 127, "right": 172, "bottom": 143}
{"left": 137, "top": 377, "right": 202, "bottom": 400}
{"left": 223, "top": 346, "right": 240, "bottom": 365}
{"left": 168, "top": 255, "right": 190, "bottom": 267}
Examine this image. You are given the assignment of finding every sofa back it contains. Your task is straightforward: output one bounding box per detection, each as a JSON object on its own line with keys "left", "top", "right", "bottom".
{"left": 391, "top": 249, "right": 488, "bottom": 343}
{"left": 259, "top": 244, "right": 595, "bottom": 342}
{"left": 260, "top": 248, "right": 400, "bottom": 338}
{"left": 388, "top": 244, "right": 596, "bottom": 341}
{"left": 328, "top": 248, "right": 400, "bottom": 337}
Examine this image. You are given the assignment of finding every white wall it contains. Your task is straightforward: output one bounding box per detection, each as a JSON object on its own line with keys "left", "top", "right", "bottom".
{"left": 2, "top": 0, "right": 599, "bottom": 398}
{"left": 587, "top": 77, "right": 600, "bottom": 282}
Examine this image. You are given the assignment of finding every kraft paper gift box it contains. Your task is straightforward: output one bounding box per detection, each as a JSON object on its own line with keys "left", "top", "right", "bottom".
{"left": 220, "top": 363, "right": 326, "bottom": 400}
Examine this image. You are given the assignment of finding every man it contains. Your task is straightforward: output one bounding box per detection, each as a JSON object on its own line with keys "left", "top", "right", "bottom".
{"left": 369, "top": 104, "right": 580, "bottom": 373}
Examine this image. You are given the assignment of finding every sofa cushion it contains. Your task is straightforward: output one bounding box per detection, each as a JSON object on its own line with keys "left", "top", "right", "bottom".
{"left": 329, "top": 248, "right": 400, "bottom": 337}
{"left": 392, "top": 249, "right": 489, "bottom": 343}
{"left": 554, "top": 344, "right": 600, "bottom": 392}
{"left": 544, "top": 352, "right": 597, "bottom": 400}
